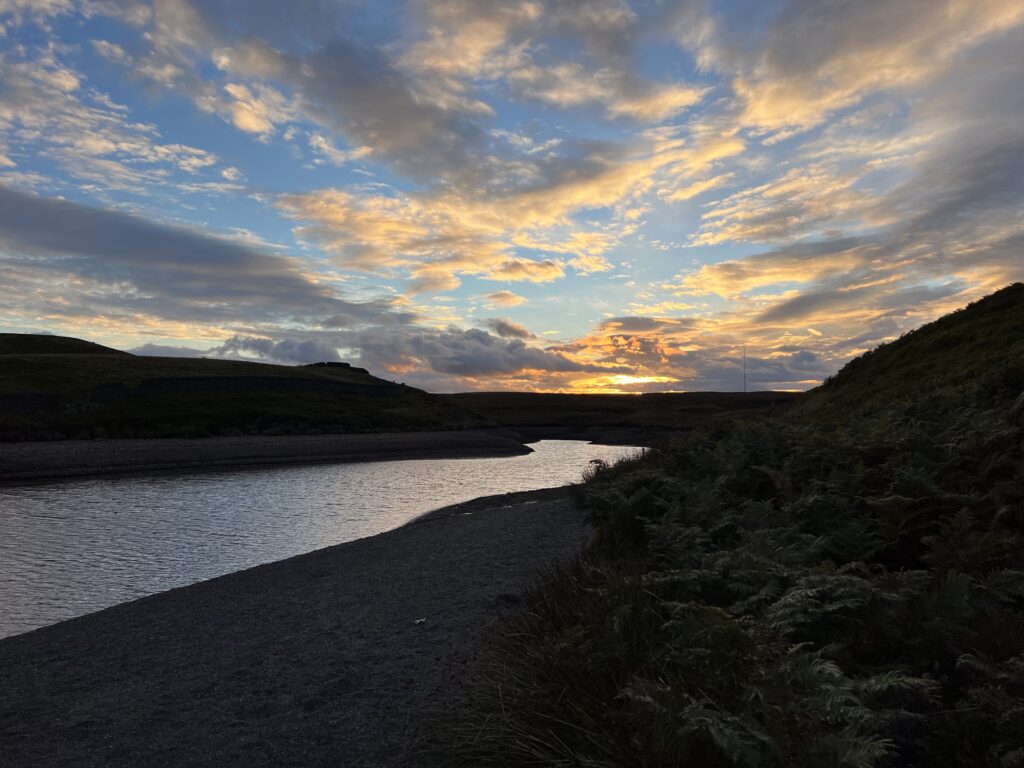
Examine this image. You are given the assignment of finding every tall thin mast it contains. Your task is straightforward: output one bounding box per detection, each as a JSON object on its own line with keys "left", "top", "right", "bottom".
{"left": 743, "top": 346, "right": 747, "bottom": 393}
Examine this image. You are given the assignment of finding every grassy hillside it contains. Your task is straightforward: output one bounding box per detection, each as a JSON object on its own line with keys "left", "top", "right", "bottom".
{"left": 433, "top": 284, "right": 1024, "bottom": 767}
{"left": 803, "top": 283, "right": 1024, "bottom": 414}
{"left": 0, "top": 333, "right": 129, "bottom": 356}
{"left": 444, "top": 391, "right": 800, "bottom": 430}
{"left": 0, "top": 340, "right": 482, "bottom": 440}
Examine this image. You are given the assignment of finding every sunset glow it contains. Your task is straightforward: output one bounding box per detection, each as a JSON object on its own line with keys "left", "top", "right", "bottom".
{"left": 1, "top": 0, "right": 1022, "bottom": 391}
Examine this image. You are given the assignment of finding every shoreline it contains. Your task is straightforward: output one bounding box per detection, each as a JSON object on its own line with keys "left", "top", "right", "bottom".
{"left": 0, "top": 486, "right": 586, "bottom": 767}
{"left": 0, "top": 429, "right": 532, "bottom": 484}
{"left": 0, "top": 426, "right": 666, "bottom": 484}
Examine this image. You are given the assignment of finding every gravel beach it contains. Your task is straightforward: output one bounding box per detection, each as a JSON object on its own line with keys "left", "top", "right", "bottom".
{"left": 0, "top": 487, "right": 586, "bottom": 767}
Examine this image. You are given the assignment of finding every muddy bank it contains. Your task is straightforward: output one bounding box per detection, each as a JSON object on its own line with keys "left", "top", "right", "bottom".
{"left": 0, "top": 487, "right": 585, "bottom": 768}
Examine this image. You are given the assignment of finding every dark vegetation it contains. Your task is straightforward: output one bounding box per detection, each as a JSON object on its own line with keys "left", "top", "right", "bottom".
{"left": 0, "top": 340, "right": 481, "bottom": 440}
{"left": 432, "top": 284, "right": 1024, "bottom": 767}
{"left": 445, "top": 390, "right": 801, "bottom": 431}
{"left": 0, "top": 333, "right": 129, "bottom": 356}
{"left": 802, "top": 282, "right": 1024, "bottom": 415}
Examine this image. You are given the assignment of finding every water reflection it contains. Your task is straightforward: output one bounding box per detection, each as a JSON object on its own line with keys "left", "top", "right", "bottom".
{"left": 0, "top": 440, "right": 641, "bottom": 639}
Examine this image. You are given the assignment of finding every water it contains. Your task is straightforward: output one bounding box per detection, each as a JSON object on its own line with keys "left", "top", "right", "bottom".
{"left": 0, "top": 440, "right": 640, "bottom": 639}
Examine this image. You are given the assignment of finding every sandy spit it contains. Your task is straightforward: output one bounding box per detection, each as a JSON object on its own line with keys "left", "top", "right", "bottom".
{"left": 0, "top": 486, "right": 585, "bottom": 767}
{"left": 0, "top": 430, "right": 532, "bottom": 483}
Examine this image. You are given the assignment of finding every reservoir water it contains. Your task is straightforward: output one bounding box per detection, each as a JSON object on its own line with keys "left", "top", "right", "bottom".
{"left": 0, "top": 440, "right": 640, "bottom": 639}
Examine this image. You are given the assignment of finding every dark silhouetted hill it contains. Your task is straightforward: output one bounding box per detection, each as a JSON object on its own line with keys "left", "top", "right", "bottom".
{"left": 0, "top": 333, "right": 129, "bottom": 356}
{"left": 0, "top": 335, "right": 482, "bottom": 440}
{"left": 802, "top": 282, "right": 1024, "bottom": 414}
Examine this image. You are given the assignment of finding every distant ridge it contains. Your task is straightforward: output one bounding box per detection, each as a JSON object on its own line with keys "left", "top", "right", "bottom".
{"left": 803, "top": 282, "right": 1024, "bottom": 413}
{"left": 0, "top": 333, "right": 482, "bottom": 440}
{"left": 0, "top": 333, "right": 130, "bottom": 356}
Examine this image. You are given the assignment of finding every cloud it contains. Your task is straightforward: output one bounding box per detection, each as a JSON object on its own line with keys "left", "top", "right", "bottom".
{"left": 649, "top": 14, "right": 1024, "bottom": 376}
{"left": 0, "top": 185, "right": 409, "bottom": 326}
{"left": 91, "top": 39, "right": 131, "bottom": 64}
{"left": 129, "top": 4, "right": 494, "bottom": 178}
{"left": 510, "top": 62, "right": 704, "bottom": 121}
{"left": 756, "top": 282, "right": 965, "bottom": 325}
{"left": 0, "top": 43, "right": 231, "bottom": 193}
{"left": 677, "top": 0, "right": 1024, "bottom": 136}
{"left": 680, "top": 348, "right": 834, "bottom": 391}
{"left": 662, "top": 172, "right": 732, "bottom": 203}
{"left": 675, "top": 239, "right": 867, "bottom": 297}
{"left": 356, "top": 325, "right": 631, "bottom": 384}
{"left": 398, "top": 1, "right": 541, "bottom": 82}
{"left": 273, "top": 121, "right": 748, "bottom": 295}
{"left": 128, "top": 343, "right": 208, "bottom": 357}
{"left": 63, "top": 0, "right": 742, "bottom": 306}
{"left": 545, "top": 309, "right": 841, "bottom": 392}
{"left": 404, "top": 0, "right": 703, "bottom": 123}
{"left": 690, "top": 163, "right": 889, "bottom": 247}
{"left": 489, "top": 258, "right": 564, "bottom": 282}
{"left": 308, "top": 133, "right": 371, "bottom": 166}
{"left": 597, "top": 316, "right": 696, "bottom": 334}
{"left": 222, "top": 82, "right": 292, "bottom": 135}
{"left": 210, "top": 335, "right": 342, "bottom": 364}
{"left": 679, "top": 24, "right": 1024, "bottom": 323}
{"left": 483, "top": 290, "right": 525, "bottom": 307}
{"left": 275, "top": 175, "right": 620, "bottom": 292}
{"left": 123, "top": 0, "right": 716, "bottom": 188}
{"left": 296, "top": 37, "right": 490, "bottom": 178}
{"left": 568, "top": 253, "right": 613, "bottom": 275}
{"left": 484, "top": 318, "right": 535, "bottom": 339}
{"left": 626, "top": 300, "right": 695, "bottom": 315}
{"left": 0, "top": 0, "right": 73, "bottom": 24}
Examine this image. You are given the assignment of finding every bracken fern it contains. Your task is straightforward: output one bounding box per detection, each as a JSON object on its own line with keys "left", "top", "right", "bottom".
{"left": 425, "top": 285, "right": 1024, "bottom": 767}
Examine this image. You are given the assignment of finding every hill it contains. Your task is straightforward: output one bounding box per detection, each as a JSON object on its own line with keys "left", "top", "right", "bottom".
{"left": 802, "top": 282, "right": 1024, "bottom": 414}
{"left": 0, "top": 337, "right": 482, "bottom": 440}
{"left": 0, "top": 333, "right": 804, "bottom": 443}
{"left": 436, "top": 284, "right": 1024, "bottom": 767}
{"left": 0, "top": 333, "right": 129, "bottom": 356}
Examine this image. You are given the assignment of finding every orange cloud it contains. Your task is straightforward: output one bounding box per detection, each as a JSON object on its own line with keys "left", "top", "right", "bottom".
{"left": 685, "top": 0, "right": 1024, "bottom": 136}
{"left": 482, "top": 290, "right": 526, "bottom": 307}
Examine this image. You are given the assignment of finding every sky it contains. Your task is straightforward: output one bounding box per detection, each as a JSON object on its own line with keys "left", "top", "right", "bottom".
{"left": 1, "top": 0, "right": 1022, "bottom": 393}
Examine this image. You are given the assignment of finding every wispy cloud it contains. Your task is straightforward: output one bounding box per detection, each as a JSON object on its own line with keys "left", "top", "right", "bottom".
{"left": 0, "top": 184, "right": 411, "bottom": 327}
